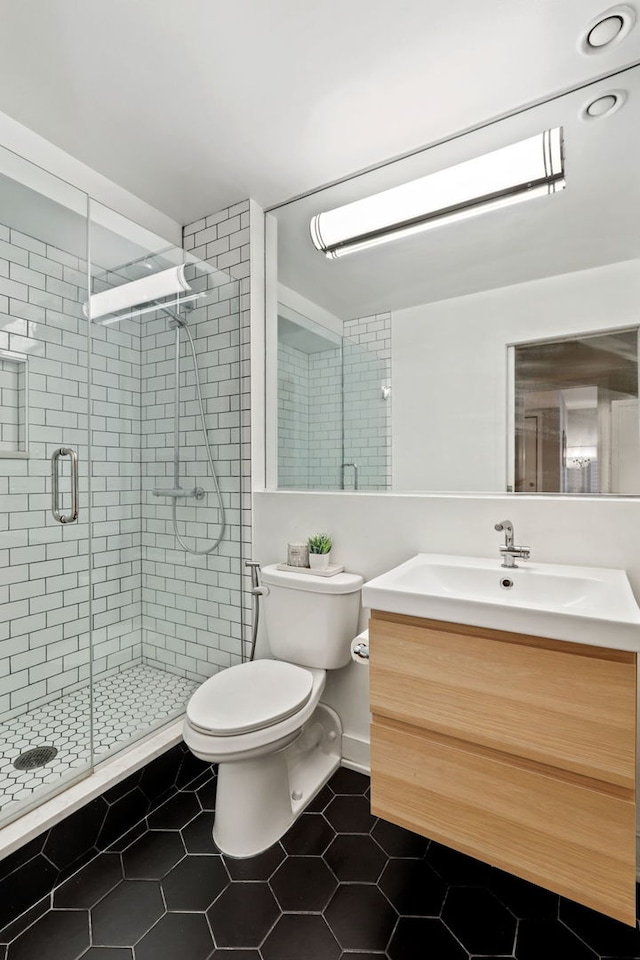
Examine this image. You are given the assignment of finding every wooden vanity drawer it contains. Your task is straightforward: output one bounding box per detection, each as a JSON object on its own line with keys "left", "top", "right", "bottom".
{"left": 369, "top": 612, "right": 636, "bottom": 789}
{"left": 371, "top": 716, "right": 636, "bottom": 925}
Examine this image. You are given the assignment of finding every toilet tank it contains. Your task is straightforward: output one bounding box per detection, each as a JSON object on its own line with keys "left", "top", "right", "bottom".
{"left": 259, "top": 564, "right": 363, "bottom": 669}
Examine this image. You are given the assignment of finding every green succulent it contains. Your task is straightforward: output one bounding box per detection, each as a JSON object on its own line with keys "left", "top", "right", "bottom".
{"left": 307, "top": 533, "right": 332, "bottom": 554}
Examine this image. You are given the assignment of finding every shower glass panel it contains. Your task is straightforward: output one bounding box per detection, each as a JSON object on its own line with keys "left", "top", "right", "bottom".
{"left": 342, "top": 337, "right": 391, "bottom": 490}
{"left": 0, "top": 153, "right": 242, "bottom": 830}
{"left": 88, "top": 202, "right": 242, "bottom": 760}
{"left": 0, "top": 148, "right": 92, "bottom": 826}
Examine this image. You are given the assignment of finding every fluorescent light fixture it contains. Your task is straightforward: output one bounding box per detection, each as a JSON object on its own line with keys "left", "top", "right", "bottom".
{"left": 310, "top": 128, "right": 565, "bottom": 259}
{"left": 83, "top": 264, "right": 191, "bottom": 320}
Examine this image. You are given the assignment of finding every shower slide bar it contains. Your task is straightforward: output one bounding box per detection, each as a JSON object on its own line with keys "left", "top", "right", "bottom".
{"left": 51, "top": 447, "right": 79, "bottom": 524}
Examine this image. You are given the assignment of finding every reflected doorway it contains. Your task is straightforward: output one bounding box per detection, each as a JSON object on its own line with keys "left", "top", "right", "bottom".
{"left": 511, "top": 328, "right": 639, "bottom": 494}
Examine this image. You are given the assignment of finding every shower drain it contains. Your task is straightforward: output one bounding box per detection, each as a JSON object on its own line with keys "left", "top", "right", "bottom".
{"left": 13, "top": 746, "right": 58, "bottom": 771}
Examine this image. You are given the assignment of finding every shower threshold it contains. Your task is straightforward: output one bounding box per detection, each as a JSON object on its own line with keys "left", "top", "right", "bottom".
{"left": 0, "top": 664, "right": 198, "bottom": 826}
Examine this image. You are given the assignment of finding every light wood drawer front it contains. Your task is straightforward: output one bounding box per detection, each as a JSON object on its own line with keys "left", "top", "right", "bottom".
{"left": 369, "top": 617, "right": 636, "bottom": 789}
{"left": 371, "top": 718, "right": 636, "bottom": 925}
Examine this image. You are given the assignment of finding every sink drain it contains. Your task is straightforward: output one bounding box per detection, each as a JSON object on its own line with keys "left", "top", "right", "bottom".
{"left": 13, "top": 746, "right": 58, "bottom": 771}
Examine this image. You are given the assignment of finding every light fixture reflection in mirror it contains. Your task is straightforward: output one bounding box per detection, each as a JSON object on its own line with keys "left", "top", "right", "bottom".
{"left": 267, "top": 63, "right": 640, "bottom": 496}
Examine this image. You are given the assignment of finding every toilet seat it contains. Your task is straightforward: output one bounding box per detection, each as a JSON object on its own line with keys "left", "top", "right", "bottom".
{"left": 186, "top": 659, "right": 314, "bottom": 736}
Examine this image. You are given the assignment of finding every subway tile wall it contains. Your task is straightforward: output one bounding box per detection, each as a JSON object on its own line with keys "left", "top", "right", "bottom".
{"left": 307, "top": 347, "right": 343, "bottom": 489}
{"left": 343, "top": 312, "right": 392, "bottom": 490}
{"left": 278, "top": 340, "right": 311, "bottom": 489}
{"left": 0, "top": 220, "right": 143, "bottom": 722}
{"left": 171, "top": 199, "right": 252, "bottom": 669}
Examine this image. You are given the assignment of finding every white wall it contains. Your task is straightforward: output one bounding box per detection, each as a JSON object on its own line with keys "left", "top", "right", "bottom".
{"left": 392, "top": 259, "right": 640, "bottom": 491}
{"left": 253, "top": 490, "right": 640, "bottom": 770}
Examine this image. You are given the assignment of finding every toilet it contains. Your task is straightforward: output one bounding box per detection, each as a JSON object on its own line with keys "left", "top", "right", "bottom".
{"left": 183, "top": 563, "right": 363, "bottom": 857}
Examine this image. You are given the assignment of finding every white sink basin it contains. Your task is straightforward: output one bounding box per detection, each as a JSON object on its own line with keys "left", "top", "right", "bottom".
{"left": 361, "top": 553, "right": 640, "bottom": 650}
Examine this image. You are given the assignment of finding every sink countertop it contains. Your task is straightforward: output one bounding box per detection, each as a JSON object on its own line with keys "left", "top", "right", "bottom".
{"left": 361, "top": 553, "right": 640, "bottom": 651}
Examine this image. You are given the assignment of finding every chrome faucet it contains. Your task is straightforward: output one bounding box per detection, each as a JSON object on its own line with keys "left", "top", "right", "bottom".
{"left": 494, "top": 520, "right": 530, "bottom": 569}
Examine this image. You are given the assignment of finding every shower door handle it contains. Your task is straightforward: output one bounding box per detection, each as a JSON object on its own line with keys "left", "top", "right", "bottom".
{"left": 51, "top": 447, "right": 79, "bottom": 523}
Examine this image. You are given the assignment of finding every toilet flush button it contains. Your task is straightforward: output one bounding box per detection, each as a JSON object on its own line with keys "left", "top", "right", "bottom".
{"left": 292, "top": 789, "right": 303, "bottom": 801}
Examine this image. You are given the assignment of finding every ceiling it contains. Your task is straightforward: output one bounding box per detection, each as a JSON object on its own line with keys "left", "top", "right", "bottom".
{"left": 0, "top": 1, "right": 639, "bottom": 225}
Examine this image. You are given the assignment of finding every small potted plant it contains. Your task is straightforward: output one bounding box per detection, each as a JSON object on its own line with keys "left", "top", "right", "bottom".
{"left": 307, "top": 533, "right": 333, "bottom": 570}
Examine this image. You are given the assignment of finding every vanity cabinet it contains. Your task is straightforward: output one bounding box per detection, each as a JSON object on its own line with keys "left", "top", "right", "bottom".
{"left": 369, "top": 610, "right": 637, "bottom": 925}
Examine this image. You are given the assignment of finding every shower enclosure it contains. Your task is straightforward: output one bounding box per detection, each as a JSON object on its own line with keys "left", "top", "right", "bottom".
{"left": 0, "top": 146, "right": 242, "bottom": 827}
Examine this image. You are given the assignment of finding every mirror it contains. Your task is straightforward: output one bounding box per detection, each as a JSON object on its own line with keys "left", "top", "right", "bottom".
{"left": 266, "top": 64, "right": 640, "bottom": 495}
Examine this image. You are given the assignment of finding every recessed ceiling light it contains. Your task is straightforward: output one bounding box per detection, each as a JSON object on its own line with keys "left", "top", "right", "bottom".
{"left": 580, "top": 89, "right": 627, "bottom": 120}
{"left": 579, "top": 6, "right": 635, "bottom": 54}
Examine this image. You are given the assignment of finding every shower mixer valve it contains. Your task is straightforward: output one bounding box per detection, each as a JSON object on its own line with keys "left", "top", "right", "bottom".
{"left": 152, "top": 486, "right": 206, "bottom": 500}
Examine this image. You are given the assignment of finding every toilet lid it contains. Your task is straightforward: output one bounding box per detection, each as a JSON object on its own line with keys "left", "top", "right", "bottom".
{"left": 186, "top": 660, "right": 314, "bottom": 736}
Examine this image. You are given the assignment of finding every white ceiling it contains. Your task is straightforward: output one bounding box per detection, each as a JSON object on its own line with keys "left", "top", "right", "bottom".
{"left": 0, "top": 0, "right": 639, "bottom": 225}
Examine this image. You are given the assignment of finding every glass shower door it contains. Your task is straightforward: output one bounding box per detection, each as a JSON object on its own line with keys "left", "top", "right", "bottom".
{"left": 342, "top": 336, "right": 391, "bottom": 490}
{"left": 0, "top": 148, "right": 92, "bottom": 826}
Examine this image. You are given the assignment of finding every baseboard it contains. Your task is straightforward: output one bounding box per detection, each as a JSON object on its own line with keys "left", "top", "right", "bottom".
{"left": 341, "top": 734, "right": 370, "bottom": 775}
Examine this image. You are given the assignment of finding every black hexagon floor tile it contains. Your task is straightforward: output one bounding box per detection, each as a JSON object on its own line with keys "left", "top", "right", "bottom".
{"left": 262, "top": 914, "right": 340, "bottom": 960}
{"left": 79, "top": 950, "right": 133, "bottom": 959}
{"left": 515, "top": 918, "right": 599, "bottom": 959}
{"left": 223, "top": 842, "right": 285, "bottom": 880}
{"left": 324, "top": 884, "right": 397, "bottom": 952}
{"left": 7, "top": 909, "right": 90, "bottom": 960}
{"left": 488, "top": 866, "right": 559, "bottom": 919}
{"left": 306, "top": 784, "right": 333, "bottom": 813}
{"left": 559, "top": 897, "right": 640, "bottom": 957}
{"left": 195, "top": 777, "right": 217, "bottom": 811}
{"left": 162, "top": 854, "right": 229, "bottom": 911}
{"left": 425, "top": 841, "right": 493, "bottom": 886}
{"left": 388, "top": 917, "right": 468, "bottom": 960}
{"left": 91, "top": 880, "right": 164, "bottom": 947}
{"left": 442, "top": 886, "right": 517, "bottom": 956}
{"left": 146, "top": 791, "right": 200, "bottom": 830}
{"left": 282, "top": 813, "right": 335, "bottom": 856}
{"left": 270, "top": 856, "right": 338, "bottom": 911}
{"left": 324, "top": 795, "right": 377, "bottom": 834}
{"left": 371, "top": 818, "right": 429, "bottom": 858}
{"left": 207, "top": 882, "right": 280, "bottom": 948}
{"left": 327, "top": 767, "right": 369, "bottom": 795}
{"left": 53, "top": 853, "right": 123, "bottom": 909}
{"left": 80, "top": 949, "right": 133, "bottom": 959}
{"left": 9, "top": 766, "right": 640, "bottom": 959}
{"left": 181, "top": 811, "right": 218, "bottom": 854}
{"left": 135, "top": 912, "right": 213, "bottom": 960}
{"left": 324, "top": 833, "right": 387, "bottom": 883}
{"left": 122, "top": 830, "right": 185, "bottom": 879}
{"left": 378, "top": 857, "right": 447, "bottom": 916}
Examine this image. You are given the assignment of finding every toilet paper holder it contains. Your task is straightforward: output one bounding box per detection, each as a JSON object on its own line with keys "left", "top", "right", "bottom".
{"left": 351, "top": 631, "right": 369, "bottom": 662}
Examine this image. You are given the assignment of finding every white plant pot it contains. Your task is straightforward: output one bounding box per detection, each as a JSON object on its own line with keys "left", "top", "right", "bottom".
{"left": 309, "top": 553, "right": 331, "bottom": 570}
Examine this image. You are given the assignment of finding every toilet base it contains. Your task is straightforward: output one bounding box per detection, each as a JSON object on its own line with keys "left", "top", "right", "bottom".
{"left": 213, "top": 703, "right": 342, "bottom": 858}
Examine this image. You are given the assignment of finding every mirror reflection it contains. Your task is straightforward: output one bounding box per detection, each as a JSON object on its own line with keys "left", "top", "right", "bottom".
{"left": 512, "top": 329, "right": 639, "bottom": 494}
{"left": 267, "top": 64, "right": 640, "bottom": 495}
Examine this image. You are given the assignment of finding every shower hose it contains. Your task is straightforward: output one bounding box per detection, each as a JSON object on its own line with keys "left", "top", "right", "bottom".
{"left": 171, "top": 319, "right": 226, "bottom": 555}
